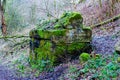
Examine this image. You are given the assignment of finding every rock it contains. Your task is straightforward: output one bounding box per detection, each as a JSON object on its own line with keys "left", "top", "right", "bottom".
{"left": 115, "top": 41, "right": 120, "bottom": 54}
{"left": 29, "top": 12, "right": 92, "bottom": 66}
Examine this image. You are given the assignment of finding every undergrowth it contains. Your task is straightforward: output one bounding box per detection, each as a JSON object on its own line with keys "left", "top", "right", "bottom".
{"left": 61, "top": 52, "right": 120, "bottom": 80}
{"left": 14, "top": 50, "right": 120, "bottom": 79}
{"left": 14, "top": 51, "right": 54, "bottom": 77}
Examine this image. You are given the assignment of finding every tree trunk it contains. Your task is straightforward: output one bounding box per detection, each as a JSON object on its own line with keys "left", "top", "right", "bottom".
{"left": 91, "top": 14, "right": 120, "bottom": 28}
{"left": 0, "top": 0, "right": 7, "bottom": 36}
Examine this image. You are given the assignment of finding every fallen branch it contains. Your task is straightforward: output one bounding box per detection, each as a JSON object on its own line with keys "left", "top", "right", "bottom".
{"left": 0, "top": 35, "right": 30, "bottom": 54}
{"left": 91, "top": 14, "right": 120, "bottom": 28}
{"left": 0, "top": 35, "right": 29, "bottom": 39}
{"left": 6, "top": 39, "right": 30, "bottom": 55}
{"left": 13, "top": 39, "right": 30, "bottom": 47}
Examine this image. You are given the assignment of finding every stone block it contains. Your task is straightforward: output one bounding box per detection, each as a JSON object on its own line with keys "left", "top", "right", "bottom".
{"left": 29, "top": 12, "right": 92, "bottom": 65}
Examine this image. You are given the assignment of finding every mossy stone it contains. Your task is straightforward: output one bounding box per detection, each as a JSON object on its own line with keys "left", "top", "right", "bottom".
{"left": 79, "top": 53, "right": 90, "bottom": 62}
{"left": 54, "top": 12, "right": 83, "bottom": 29}
{"left": 29, "top": 12, "right": 92, "bottom": 66}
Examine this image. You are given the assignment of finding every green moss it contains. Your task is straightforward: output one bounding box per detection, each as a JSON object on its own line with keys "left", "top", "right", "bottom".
{"left": 68, "top": 12, "right": 83, "bottom": 21}
{"left": 29, "top": 28, "right": 91, "bottom": 65}
{"left": 29, "top": 29, "right": 38, "bottom": 38}
{"left": 55, "top": 45, "right": 66, "bottom": 55}
{"left": 68, "top": 42, "right": 87, "bottom": 53}
{"left": 60, "top": 12, "right": 82, "bottom": 20}
{"left": 29, "top": 29, "right": 67, "bottom": 65}
{"left": 29, "top": 30, "right": 33, "bottom": 37}
{"left": 54, "top": 12, "right": 83, "bottom": 29}
{"left": 79, "top": 53, "right": 90, "bottom": 62}
{"left": 82, "top": 26, "right": 91, "bottom": 30}
{"left": 37, "top": 30, "right": 51, "bottom": 39}
{"left": 35, "top": 29, "right": 66, "bottom": 39}
{"left": 51, "top": 29, "right": 66, "bottom": 36}
{"left": 82, "top": 26, "right": 92, "bottom": 40}
{"left": 30, "top": 41, "right": 56, "bottom": 65}
{"left": 54, "top": 24, "right": 62, "bottom": 29}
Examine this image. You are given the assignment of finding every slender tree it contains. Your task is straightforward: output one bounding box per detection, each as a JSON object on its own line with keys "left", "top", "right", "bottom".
{"left": 0, "top": 0, "right": 7, "bottom": 36}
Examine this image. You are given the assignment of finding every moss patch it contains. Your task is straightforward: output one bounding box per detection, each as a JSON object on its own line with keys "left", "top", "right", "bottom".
{"left": 79, "top": 53, "right": 91, "bottom": 62}
{"left": 54, "top": 12, "right": 83, "bottom": 29}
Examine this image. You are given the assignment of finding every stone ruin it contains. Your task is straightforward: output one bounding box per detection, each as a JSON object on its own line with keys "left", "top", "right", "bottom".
{"left": 29, "top": 12, "right": 92, "bottom": 65}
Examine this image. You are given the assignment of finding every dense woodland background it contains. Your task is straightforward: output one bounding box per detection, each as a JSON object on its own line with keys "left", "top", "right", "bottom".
{"left": 0, "top": 0, "right": 120, "bottom": 80}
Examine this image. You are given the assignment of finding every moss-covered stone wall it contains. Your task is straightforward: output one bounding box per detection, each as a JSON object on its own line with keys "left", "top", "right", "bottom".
{"left": 29, "top": 12, "right": 92, "bottom": 65}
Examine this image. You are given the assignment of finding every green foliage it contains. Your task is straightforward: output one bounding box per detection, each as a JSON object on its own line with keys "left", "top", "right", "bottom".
{"left": 69, "top": 65, "right": 78, "bottom": 73}
{"left": 14, "top": 52, "right": 29, "bottom": 75}
{"left": 14, "top": 51, "right": 53, "bottom": 77}
{"left": 68, "top": 65, "right": 80, "bottom": 80}
{"left": 31, "top": 59, "right": 53, "bottom": 72}
{"left": 17, "top": 64, "right": 25, "bottom": 73}
{"left": 67, "top": 52, "right": 120, "bottom": 79}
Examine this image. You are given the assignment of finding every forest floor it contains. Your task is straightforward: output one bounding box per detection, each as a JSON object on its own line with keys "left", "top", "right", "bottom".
{"left": 0, "top": 0, "right": 120, "bottom": 80}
